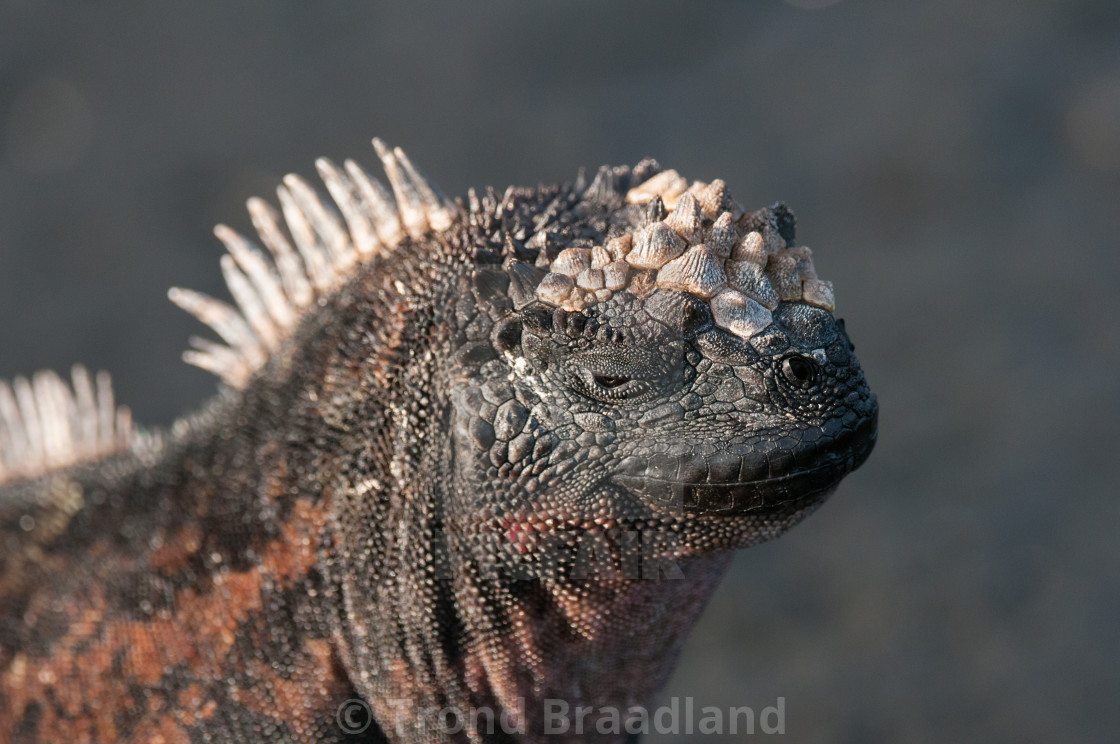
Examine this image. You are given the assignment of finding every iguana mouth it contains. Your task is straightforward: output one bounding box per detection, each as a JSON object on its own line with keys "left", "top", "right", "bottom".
{"left": 615, "top": 462, "right": 845, "bottom": 515}
{"left": 614, "top": 413, "right": 877, "bottom": 516}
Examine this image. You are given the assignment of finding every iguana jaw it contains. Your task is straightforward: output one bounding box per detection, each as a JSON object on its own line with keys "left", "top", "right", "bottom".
{"left": 614, "top": 465, "right": 843, "bottom": 516}
{"left": 611, "top": 408, "right": 877, "bottom": 516}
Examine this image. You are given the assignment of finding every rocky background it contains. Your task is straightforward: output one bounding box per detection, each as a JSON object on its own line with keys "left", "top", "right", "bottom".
{"left": 2, "top": 2, "right": 1118, "bottom": 742}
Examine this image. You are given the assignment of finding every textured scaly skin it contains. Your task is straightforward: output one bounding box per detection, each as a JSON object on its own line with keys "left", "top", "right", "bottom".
{"left": 0, "top": 167, "right": 877, "bottom": 743}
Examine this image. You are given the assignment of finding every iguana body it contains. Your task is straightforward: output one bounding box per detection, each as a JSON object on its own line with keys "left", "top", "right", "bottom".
{"left": 0, "top": 142, "right": 877, "bottom": 743}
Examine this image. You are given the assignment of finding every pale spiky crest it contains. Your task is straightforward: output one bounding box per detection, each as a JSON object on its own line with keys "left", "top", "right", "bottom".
{"left": 169, "top": 139, "right": 459, "bottom": 388}
{"left": 0, "top": 366, "right": 133, "bottom": 486}
{"left": 536, "top": 172, "right": 836, "bottom": 341}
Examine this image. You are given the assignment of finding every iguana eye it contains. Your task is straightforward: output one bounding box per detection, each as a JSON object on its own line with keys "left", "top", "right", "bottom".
{"left": 570, "top": 368, "right": 651, "bottom": 403}
{"left": 781, "top": 355, "right": 818, "bottom": 387}
{"left": 565, "top": 343, "right": 682, "bottom": 404}
{"left": 593, "top": 375, "right": 629, "bottom": 389}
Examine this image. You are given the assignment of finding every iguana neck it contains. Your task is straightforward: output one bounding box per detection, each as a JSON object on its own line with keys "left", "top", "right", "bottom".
{"left": 465, "top": 555, "right": 734, "bottom": 743}
{"left": 332, "top": 509, "right": 734, "bottom": 744}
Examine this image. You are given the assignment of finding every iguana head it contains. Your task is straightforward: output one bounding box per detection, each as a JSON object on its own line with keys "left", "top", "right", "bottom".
{"left": 449, "top": 165, "right": 878, "bottom": 573}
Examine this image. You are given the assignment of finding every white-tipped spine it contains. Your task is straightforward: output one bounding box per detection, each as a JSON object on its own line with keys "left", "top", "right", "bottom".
{"left": 219, "top": 254, "right": 278, "bottom": 350}
{"left": 0, "top": 366, "right": 133, "bottom": 486}
{"left": 393, "top": 146, "right": 456, "bottom": 231}
{"left": 167, "top": 287, "right": 262, "bottom": 365}
{"left": 344, "top": 159, "right": 404, "bottom": 246}
{"left": 247, "top": 196, "right": 314, "bottom": 310}
{"left": 40, "top": 371, "right": 77, "bottom": 466}
{"left": 14, "top": 377, "right": 43, "bottom": 465}
{"left": 172, "top": 139, "right": 459, "bottom": 389}
{"left": 72, "top": 364, "right": 98, "bottom": 446}
{"left": 214, "top": 225, "right": 295, "bottom": 331}
{"left": 316, "top": 157, "right": 380, "bottom": 258}
{"left": 373, "top": 138, "right": 428, "bottom": 239}
{"left": 95, "top": 370, "right": 116, "bottom": 445}
{"left": 182, "top": 336, "right": 249, "bottom": 386}
{"left": 283, "top": 173, "right": 355, "bottom": 269}
{"left": 277, "top": 184, "right": 334, "bottom": 293}
{"left": 0, "top": 381, "right": 27, "bottom": 467}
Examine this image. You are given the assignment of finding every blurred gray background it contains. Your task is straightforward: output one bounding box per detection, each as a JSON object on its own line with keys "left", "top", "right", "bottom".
{"left": 2, "top": 1, "right": 1118, "bottom": 742}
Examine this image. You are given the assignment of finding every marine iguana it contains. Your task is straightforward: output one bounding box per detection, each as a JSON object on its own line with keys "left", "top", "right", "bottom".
{"left": 0, "top": 140, "right": 877, "bottom": 743}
